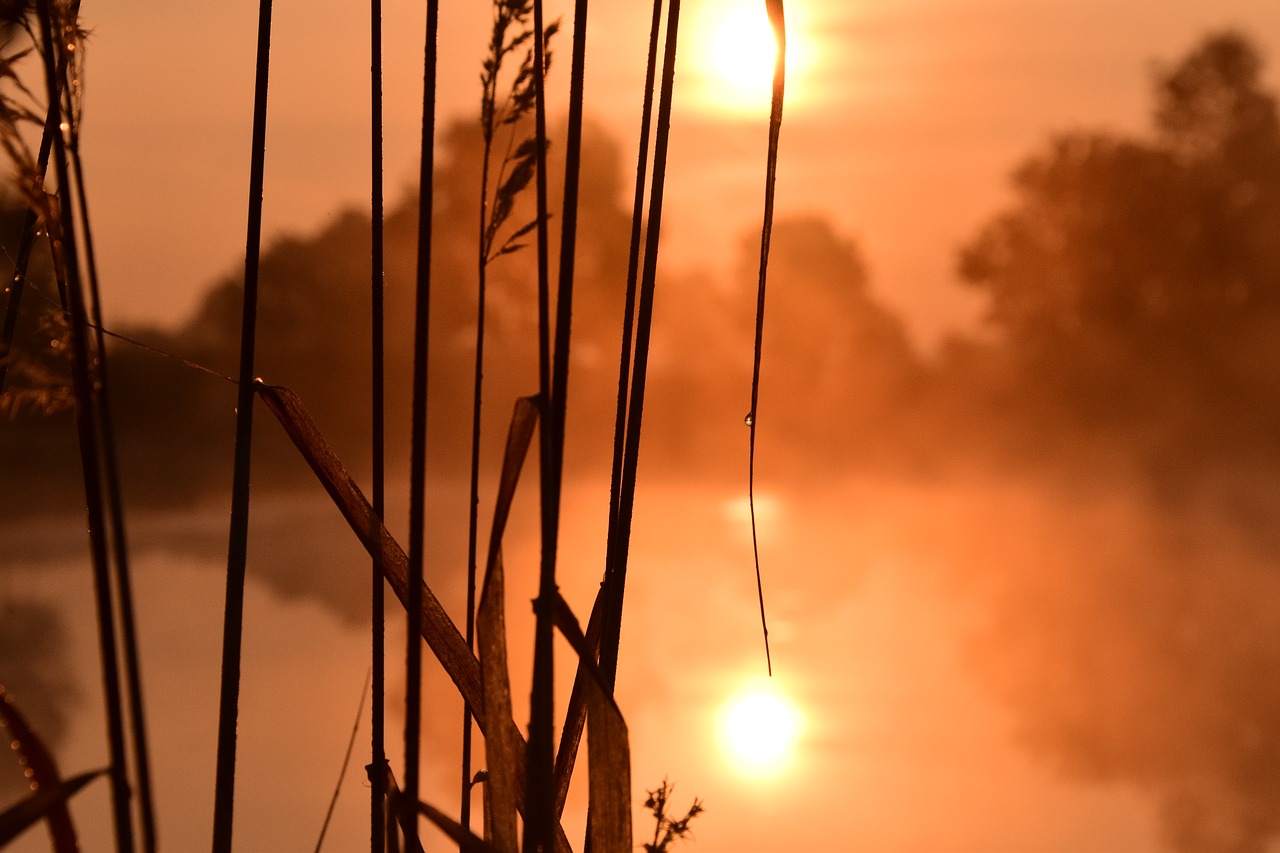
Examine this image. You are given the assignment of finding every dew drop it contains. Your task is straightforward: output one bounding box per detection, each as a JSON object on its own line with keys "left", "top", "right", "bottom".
{"left": 743, "top": 412, "right": 754, "bottom": 427}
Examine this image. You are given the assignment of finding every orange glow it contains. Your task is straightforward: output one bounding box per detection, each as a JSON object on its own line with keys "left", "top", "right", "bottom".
{"left": 721, "top": 682, "right": 802, "bottom": 776}
{"left": 686, "top": 0, "right": 815, "bottom": 115}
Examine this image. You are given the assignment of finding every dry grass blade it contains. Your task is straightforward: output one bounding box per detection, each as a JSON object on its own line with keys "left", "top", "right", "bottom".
{"left": 33, "top": 4, "right": 135, "bottom": 847}
{"left": 746, "top": 0, "right": 787, "bottom": 678}
{"left": 551, "top": 588, "right": 603, "bottom": 817}
{"left": 478, "top": 395, "right": 538, "bottom": 852}
{"left": 0, "top": 685, "right": 81, "bottom": 852}
{"left": 380, "top": 766, "right": 426, "bottom": 853}
{"left": 406, "top": 797, "right": 502, "bottom": 853}
{"left": 584, "top": 687, "right": 631, "bottom": 853}
{"left": 256, "top": 383, "right": 574, "bottom": 851}
{"left": 257, "top": 382, "right": 482, "bottom": 709}
{"left": 550, "top": 595, "right": 631, "bottom": 853}
{"left": 478, "top": 550, "right": 518, "bottom": 852}
{"left": 0, "top": 768, "right": 106, "bottom": 848}
{"left": 485, "top": 396, "right": 540, "bottom": 568}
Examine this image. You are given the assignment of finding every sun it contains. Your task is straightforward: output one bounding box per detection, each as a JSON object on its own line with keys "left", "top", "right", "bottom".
{"left": 720, "top": 683, "right": 802, "bottom": 776}
{"left": 688, "top": 0, "right": 815, "bottom": 115}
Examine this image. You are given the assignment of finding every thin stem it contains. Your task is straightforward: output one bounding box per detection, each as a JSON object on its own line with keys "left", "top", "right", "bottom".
{"left": 36, "top": 2, "right": 133, "bottom": 850}
{"left": 316, "top": 669, "right": 372, "bottom": 853}
{"left": 69, "top": 104, "right": 157, "bottom": 853}
{"left": 600, "top": 0, "right": 665, "bottom": 693}
{"left": 369, "top": 0, "right": 387, "bottom": 848}
{"left": 404, "top": 0, "right": 439, "bottom": 844}
{"left": 526, "top": 0, "right": 556, "bottom": 847}
{"left": 212, "top": 0, "right": 273, "bottom": 847}
{"left": 747, "top": 0, "right": 787, "bottom": 678}
{"left": 461, "top": 44, "right": 496, "bottom": 844}
{"left": 599, "top": 0, "right": 683, "bottom": 691}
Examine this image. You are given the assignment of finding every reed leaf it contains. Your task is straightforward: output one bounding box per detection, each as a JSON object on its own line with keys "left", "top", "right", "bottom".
{"left": 380, "top": 766, "right": 426, "bottom": 853}
{"left": 477, "top": 549, "right": 518, "bottom": 852}
{"left": 550, "top": 595, "right": 631, "bottom": 853}
{"left": 0, "top": 768, "right": 105, "bottom": 849}
{"left": 257, "top": 382, "right": 481, "bottom": 707}
{"left": 0, "top": 685, "right": 81, "bottom": 852}
{"left": 34, "top": 4, "right": 134, "bottom": 847}
{"left": 405, "top": 797, "right": 502, "bottom": 853}
{"left": 477, "top": 395, "right": 538, "bottom": 851}
{"left": 745, "top": 0, "right": 787, "bottom": 677}
{"left": 550, "top": 588, "right": 603, "bottom": 817}
{"left": 256, "top": 384, "right": 573, "bottom": 851}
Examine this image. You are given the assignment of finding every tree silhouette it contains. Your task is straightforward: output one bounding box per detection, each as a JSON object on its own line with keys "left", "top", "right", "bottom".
{"left": 956, "top": 32, "right": 1280, "bottom": 488}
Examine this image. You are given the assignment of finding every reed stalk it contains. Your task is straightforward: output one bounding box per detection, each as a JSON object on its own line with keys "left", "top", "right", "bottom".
{"left": 34, "top": 2, "right": 133, "bottom": 849}
{"left": 212, "top": 0, "right": 273, "bottom": 846}
{"left": 526, "top": 0, "right": 559, "bottom": 845}
{"left": 369, "top": 0, "right": 387, "bottom": 848}
{"left": 599, "top": 0, "right": 683, "bottom": 690}
{"left": 404, "top": 0, "right": 440, "bottom": 844}
{"left": 67, "top": 83, "right": 157, "bottom": 853}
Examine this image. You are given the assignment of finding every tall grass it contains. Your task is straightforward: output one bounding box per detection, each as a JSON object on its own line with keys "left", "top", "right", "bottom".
{"left": 211, "top": 0, "right": 274, "bottom": 846}
{"left": 0, "top": 0, "right": 789, "bottom": 848}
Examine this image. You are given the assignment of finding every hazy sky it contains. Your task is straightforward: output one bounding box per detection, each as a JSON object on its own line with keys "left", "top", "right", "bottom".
{"left": 12, "top": 2, "right": 1280, "bottom": 851}
{"left": 78, "top": 0, "right": 1280, "bottom": 345}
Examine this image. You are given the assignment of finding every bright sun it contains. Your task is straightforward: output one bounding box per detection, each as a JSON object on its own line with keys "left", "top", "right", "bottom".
{"left": 721, "top": 684, "right": 802, "bottom": 776}
{"left": 691, "top": 0, "right": 814, "bottom": 115}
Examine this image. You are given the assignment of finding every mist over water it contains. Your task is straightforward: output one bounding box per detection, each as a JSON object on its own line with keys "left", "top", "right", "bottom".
{"left": 6, "top": 30, "right": 1280, "bottom": 852}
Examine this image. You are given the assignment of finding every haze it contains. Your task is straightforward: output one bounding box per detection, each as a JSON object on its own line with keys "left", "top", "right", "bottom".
{"left": 5, "top": 2, "right": 1280, "bottom": 852}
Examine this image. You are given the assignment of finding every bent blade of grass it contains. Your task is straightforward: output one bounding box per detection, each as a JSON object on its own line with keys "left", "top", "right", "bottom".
{"left": 0, "top": 686, "right": 82, "bottom": 852}
{"left": 550, "top": 595, "right": 631, "bottom": 853}
{"left": 551, "top": 587, "right": 603, "bottom": 818}
{"left": 407, "top": 797, "right": 502, "bottom": 853}
{"left": 380, "top": 766, "right": 426, "bottom": 853}
{"left": 256, "top": 383, "right": 574, "bottom": 851}
{"left": 746, "top": 0, "right": 787, "bottom": 678}
{"left": 258, "top": 382, "right": 482, "bottom": 706}
{"left": 0, "top": 768, "right": 106, "bottom": 848}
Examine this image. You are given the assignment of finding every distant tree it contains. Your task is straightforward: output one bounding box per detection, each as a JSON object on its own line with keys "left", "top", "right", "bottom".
{"left": 955, "top": 32, "right": 1280, "bottom": 485}
{"left": 951, "top": 33, "right": 1280, "bottom": 853}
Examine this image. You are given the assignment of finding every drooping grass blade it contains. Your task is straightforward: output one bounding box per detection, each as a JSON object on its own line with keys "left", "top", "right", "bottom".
{"left": 746, "top": 0, "right": 787, "bottom": 678}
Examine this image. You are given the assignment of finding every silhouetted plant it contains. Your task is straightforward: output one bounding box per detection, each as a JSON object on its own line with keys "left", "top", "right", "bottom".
{"left": 641, "top": 779, "right": 703, "bottom": 853}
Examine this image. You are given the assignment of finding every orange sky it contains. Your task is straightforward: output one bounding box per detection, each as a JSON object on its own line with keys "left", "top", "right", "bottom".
{"left": 12, "top": 2, "right": 1280, "bottom": 851}
{"left": 80, "top": 0, "right": 1280, "bottom": 346}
